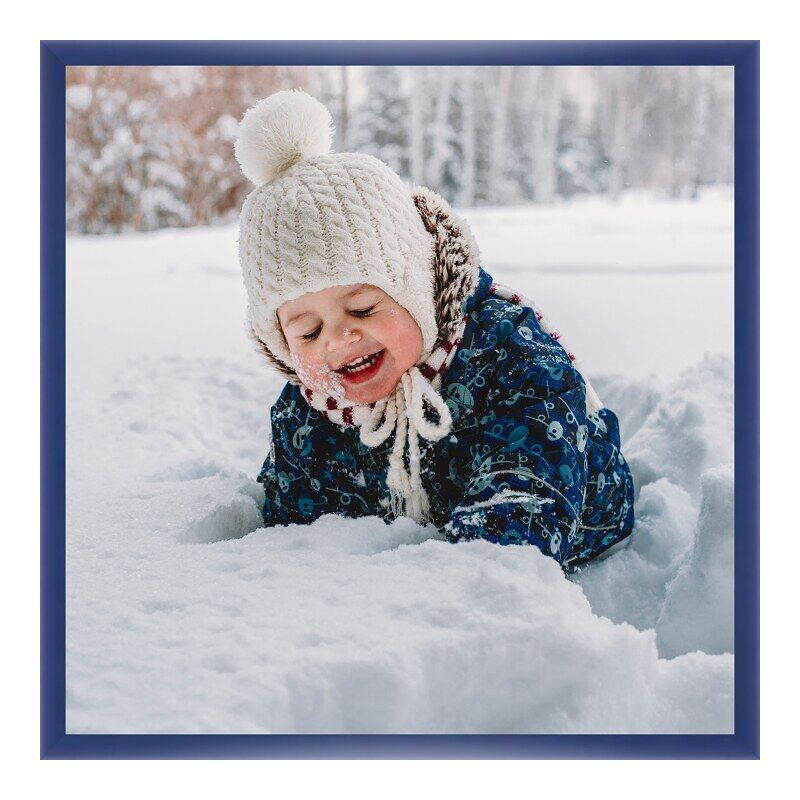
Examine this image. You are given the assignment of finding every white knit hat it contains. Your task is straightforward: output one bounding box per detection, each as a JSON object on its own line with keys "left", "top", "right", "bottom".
{"left": 235, "top": 89, "right": 438, "bottom": 371}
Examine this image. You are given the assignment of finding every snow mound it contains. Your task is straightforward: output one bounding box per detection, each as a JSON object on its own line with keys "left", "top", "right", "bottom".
{"left": 623, "top": 354, "right": 733, "bottom": 502}
{"left": 67, "top": 513, "right": 732, "bottom": 733}
{"left": 572, "top": 355, "right": 734, "bottom": 659}
{"left": 656, "top": 467, "right": 735, "bottom": 658}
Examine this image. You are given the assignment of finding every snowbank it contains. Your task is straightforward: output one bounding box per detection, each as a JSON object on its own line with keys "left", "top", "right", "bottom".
{"left": 67, "top": 514, "right": 732, "bottom": 733}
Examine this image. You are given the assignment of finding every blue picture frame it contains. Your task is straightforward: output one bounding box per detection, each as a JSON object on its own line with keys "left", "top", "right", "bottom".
{"left": 41, "top": 39, "right": 759, "bottom": 759}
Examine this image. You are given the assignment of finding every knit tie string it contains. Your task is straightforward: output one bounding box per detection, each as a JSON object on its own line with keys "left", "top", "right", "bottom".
{"left": 358, "top": 365, "right": 454, "bottom": 524}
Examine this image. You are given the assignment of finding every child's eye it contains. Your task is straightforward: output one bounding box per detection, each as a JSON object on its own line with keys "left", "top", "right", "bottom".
{"left": 299, "top": 305, "right": 374, "bottom": 342}
{"left": 351, "top": 305, "right": 376, "bottom": 318}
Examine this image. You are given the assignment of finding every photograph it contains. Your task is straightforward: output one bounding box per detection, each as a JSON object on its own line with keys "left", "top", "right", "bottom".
{"left": 41, "top": 41, "right": 758, "bottom": 754}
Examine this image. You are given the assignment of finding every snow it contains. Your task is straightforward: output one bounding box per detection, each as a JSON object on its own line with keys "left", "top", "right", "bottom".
{"left": 293, "top": 353, "right": 347, "bottom": 400}
{"left": 65, "top": 189, "right": 734, "bottom": 733}
{"left": 572, "top": 357, "right": 733, "bottom": 659}
{"left": 66, "top": 84, "right": 92, "bottom": 111}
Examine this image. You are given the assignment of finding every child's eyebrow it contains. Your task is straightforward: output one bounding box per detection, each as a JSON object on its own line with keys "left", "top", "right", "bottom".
{"left": 284, "top": 309, "right": 313, "bottom": 327}
{"left": 283, "top": 287, "right": 373, "bottom": 327}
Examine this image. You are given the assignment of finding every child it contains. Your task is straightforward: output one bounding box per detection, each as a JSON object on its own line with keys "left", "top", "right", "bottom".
{"left": 235, "top": 89, "right": 635, "bottom": 570}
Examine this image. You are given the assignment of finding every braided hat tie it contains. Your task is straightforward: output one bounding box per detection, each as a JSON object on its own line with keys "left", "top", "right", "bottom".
{"left": 300, "top": 316, "right": 468, "bottom": 524}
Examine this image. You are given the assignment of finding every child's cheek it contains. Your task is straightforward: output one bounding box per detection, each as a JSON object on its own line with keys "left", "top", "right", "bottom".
{"left": 293, "top": 352, "right": 347, "bottom": 401}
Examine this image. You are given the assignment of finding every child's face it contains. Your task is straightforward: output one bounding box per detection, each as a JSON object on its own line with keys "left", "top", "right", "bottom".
{"left": 276, "top": 283, "right": 424, "bottom": 405}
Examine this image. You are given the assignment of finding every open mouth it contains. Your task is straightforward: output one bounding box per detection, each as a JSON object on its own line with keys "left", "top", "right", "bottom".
{"left": 336, "top": 349, "right": 386, "bottom": 382}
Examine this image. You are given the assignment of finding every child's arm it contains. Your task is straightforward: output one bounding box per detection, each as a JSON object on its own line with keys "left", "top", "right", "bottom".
{"left": 256, "top": 401, "right": 323, "bottom": 527}
{"left": 443, "top": 341, "right": 588, "bottom": 565}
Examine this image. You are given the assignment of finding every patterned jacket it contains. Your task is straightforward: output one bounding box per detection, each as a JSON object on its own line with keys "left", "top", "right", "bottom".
{"left": 255, "top": 187, "right": 634, "bottom": 568}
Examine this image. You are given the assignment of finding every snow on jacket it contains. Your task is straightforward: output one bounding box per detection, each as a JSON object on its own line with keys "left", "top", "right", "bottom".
{"left": 255, "top": 187, "right": 635, "bottom": 568}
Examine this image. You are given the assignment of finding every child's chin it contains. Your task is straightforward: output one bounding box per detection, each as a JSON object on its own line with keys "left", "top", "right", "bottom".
{"left": 347, "top": 387, "right": 391, "bottom": 404}
{"left": 346, "top": 377, "right": 397, "bottom": 405}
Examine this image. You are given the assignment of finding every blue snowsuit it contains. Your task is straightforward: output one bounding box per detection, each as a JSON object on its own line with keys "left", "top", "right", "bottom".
{"left": 256, "top": 263, "right": 635, "bottom": 570}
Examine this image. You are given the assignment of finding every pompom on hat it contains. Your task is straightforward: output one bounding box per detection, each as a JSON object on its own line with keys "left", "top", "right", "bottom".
{"left": 234, "top": 89, "right": 334, "bottom": 185}
{"left": 235, "top": 89, "right": 438, "bottom": 374}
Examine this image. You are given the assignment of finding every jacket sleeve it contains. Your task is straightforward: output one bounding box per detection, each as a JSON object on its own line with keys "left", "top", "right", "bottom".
{"left": 442, "top": 335, "right": 590, "bottom": 565}
{"left": 256, "top": 402, "right": 326, "bottom": 527}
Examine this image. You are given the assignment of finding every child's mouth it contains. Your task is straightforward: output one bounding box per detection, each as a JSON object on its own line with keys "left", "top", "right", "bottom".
{"left": 336, "top": 349, "right": 386, "bottom": 384}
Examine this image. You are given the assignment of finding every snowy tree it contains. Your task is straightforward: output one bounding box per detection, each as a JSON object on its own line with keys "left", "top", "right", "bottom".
{"left": 67, "top": 84, "right": 189, "bottom": 233}
{"left": 406, "top": 67, "right": 427, "bottom": 185}
{"left": 352, "top": 67, "right": 409, "bottom": 176}
{"left": 66, "top": 64, "right": 734, "bottom": 234}
{"left": 485, "top": 67, "right": 513, "bottom": 205}
{"left": 556, "top": 97, "right": 607, "bottom": 198}
{"left": 307, "top": 67, "right": 351, "bottom": 152}
{"left": 502, "top": 68, "right": 536, "bottom": 203}
{"left": 66, "top": 65, "right": 306, "bottom": 233}
{"left": 593, "top": 68, "right": 651, "bottom": 202}
{"left": 700, "top": 69, "right": 734, "bottom": 187}
{"left": 648, "top": 67, "right": 732, "bottom": 200}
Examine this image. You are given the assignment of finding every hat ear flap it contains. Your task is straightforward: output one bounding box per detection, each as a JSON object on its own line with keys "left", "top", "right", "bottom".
{"left": 411, "top": 185, "right": 480, "bottom": 347}
{"left": 249, "top": 324, "right": 301, "bottom": 384}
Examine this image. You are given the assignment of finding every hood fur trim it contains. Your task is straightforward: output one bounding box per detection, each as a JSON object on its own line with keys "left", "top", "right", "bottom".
{"left": 249, "top": 184, "right": 481, "bottom": 383}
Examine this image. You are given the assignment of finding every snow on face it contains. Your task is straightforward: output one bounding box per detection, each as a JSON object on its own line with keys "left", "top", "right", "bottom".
{"left": 277, "top": 283, "right": 424, "bottom": 405}
{"left": 293, "top": 353, "right": 346, "bottom": 401}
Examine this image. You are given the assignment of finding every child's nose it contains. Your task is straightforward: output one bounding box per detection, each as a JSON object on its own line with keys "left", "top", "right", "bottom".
{"left": 327, "top": 325, "right": 361, "bottom": 350}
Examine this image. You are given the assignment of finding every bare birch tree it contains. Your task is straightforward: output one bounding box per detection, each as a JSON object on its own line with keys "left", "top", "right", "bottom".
{"left": 486, "top": 66, "right": 512, "bottom": 204}
{"left": 427, "top": 66, "right": 456, "bottom": 191}
{"left": 407, "top": 67, "right": 426, "bottom": 185}
{"left": 458, "top": 69, "right": 477, "bottom": 207}
{"left": 528, "top": 67, "right": 562, "bottom": 204}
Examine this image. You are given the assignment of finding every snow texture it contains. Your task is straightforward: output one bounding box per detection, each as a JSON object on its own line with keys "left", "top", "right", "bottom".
{"left": 65, "top": 190, "right": 733, "bottom": 733}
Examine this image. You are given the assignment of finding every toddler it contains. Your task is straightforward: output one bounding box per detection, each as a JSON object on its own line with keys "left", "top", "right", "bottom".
{"left": 235, "top": 89, "right": 635, "bottom": 570}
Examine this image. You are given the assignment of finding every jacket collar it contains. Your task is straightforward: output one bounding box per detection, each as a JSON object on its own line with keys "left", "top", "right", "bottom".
{"left": 251, "top": 184, "right": 482, "bottom": 382}
{"left": 464, "top": 267, "right": 495, "bottom": 315}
